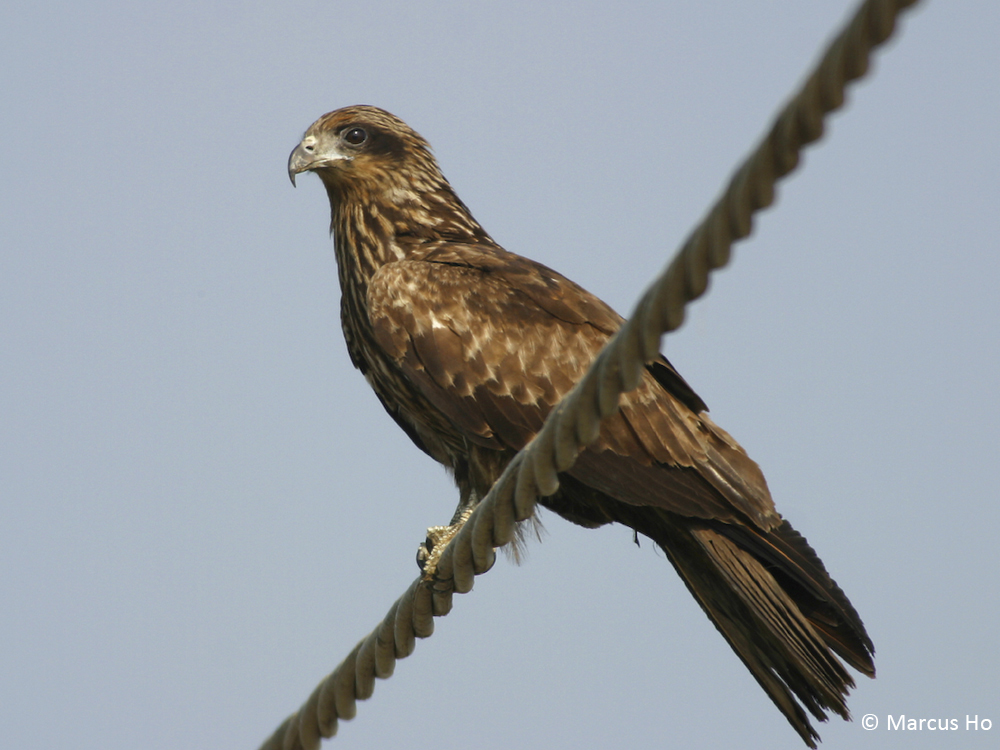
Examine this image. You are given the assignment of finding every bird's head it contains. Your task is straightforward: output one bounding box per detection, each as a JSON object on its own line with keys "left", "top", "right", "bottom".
{"left": 288, "top": 105, "right": 444, "bottom": 196}
{"left": 288, "top": 106, "right": 490, "bottom": 247}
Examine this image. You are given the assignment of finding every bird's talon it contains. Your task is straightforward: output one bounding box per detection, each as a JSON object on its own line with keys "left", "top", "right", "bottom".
{"left": 417, "top": 510, "right": 474, "bottom": 580}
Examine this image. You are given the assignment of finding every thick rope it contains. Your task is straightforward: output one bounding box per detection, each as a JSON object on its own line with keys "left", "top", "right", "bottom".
{"left": 258, "top": 1, "right": 920, "bottom": 747}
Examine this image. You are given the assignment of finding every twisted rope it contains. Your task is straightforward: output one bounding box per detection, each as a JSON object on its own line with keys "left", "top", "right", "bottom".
{"left": 259, "top": 1, "right": 920, "bottom": 747}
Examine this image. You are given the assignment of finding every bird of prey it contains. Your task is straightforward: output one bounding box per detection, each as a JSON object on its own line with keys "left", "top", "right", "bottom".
{"left": 288, "top": 105, "right": 873, "bottom": 747}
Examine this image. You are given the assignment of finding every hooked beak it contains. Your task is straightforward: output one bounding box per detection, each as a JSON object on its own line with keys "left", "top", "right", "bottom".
{"left": 288, "top": 134, "right": 348, "bottom": 187}
{"left": 287, "top": 139, "right": 313, "bottom": 187}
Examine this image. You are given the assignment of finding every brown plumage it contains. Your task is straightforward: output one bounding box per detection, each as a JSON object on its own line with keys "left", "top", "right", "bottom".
{"left": 288, "top": 105, "right": 874, "bottom": 747}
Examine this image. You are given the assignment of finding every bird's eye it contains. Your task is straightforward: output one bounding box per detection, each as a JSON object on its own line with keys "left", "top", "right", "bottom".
{"left": 344, "top": 127, "right": 368, "bottom": 146}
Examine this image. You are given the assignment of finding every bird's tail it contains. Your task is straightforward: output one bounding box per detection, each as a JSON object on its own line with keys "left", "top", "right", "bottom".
{"left": 644, "top": 514, "right": 874, "bottom": 748}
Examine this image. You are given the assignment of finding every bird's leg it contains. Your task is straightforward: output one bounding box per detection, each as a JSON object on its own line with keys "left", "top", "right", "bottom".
{"left": 416, "top": 485, "right": 481, "bottom": 578}
{"left": 450, "top": 484, "right": 482, "bottom": 525}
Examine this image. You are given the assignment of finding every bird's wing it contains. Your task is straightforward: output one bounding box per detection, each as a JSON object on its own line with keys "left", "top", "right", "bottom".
{"left": 367, "top": 246, "right": 778, "bottom": 528}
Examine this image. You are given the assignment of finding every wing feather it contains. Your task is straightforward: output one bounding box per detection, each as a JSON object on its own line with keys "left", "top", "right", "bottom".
{"left": 367, "top": 248, "right": 778, "bottom": 527}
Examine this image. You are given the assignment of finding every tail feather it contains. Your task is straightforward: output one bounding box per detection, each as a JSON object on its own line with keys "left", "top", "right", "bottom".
{"left": 716, "top": 520, "right": 875, "bottom": 677}
{"left": 647, "top": 515, "right": 873, "bottom": 748}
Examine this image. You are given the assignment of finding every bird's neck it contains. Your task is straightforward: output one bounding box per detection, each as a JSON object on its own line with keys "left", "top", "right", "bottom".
{"left": 325, "top": 181, "right": 495, "bottom": 292}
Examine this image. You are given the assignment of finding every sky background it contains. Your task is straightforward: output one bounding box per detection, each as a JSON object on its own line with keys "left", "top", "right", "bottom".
{"left": 2, "top": 1, "right": 998, "bottom": 749}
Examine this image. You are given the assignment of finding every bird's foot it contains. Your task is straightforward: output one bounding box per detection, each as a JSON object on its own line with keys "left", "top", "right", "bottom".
{"left": 416, "top": 507, "right": 475, "bottom": 580}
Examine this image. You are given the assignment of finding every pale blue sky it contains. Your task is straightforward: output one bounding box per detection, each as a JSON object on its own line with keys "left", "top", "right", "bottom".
{"left": 2, "top": 2, "right": 998, "bottom": 749}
